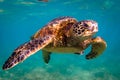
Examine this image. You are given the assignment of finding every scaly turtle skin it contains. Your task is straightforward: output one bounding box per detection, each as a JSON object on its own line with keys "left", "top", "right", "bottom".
{"left": 2, "top": 16, "right": 107, "bottom": 70}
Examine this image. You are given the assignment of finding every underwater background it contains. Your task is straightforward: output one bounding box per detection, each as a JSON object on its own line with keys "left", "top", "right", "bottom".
{"left": 0, "top": 0, "right": 120, "bottom": 80}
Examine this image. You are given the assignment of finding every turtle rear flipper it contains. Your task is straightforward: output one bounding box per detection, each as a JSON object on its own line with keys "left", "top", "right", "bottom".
{"left": 42, "top": 50, "right": 51, "bottom": 63}
{"left": 86, "top": 37, "right": 107, "bottom": 59}
{"left": 2, "top": 35, "right": 53, "bottom": 70}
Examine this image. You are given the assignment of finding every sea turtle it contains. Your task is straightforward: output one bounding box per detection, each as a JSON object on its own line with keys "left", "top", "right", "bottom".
{"left": 2, "top": 16, "right": 107, "bottom": 70}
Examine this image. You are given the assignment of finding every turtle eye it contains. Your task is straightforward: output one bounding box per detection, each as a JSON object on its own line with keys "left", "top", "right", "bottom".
{"left": 84, "top": 23, "right": 89, "bottom": 27}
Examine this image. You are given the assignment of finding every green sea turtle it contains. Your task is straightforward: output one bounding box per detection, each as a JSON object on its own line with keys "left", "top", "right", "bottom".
{"left": 2, "top": 16, "right": 107, "bottom": 70}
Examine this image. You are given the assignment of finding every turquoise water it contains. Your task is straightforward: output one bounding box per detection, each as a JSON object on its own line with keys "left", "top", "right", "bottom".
{"left": 0, "top": 0, "right": 120, "bottom": 80}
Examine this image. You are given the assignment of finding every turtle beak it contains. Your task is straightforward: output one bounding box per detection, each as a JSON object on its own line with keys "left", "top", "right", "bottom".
{"left": 82, "top": 20, "right": 98, "bottom": 37}
{"left": 87, "top": 20, "right": 98, "bottom": 33}
{"left": 92, "top": 21, "right": 98, "bottom": 33}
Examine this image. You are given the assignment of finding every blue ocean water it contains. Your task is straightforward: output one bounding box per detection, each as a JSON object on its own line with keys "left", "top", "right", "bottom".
{"left": 0, "top": 0, "right": 120, "bottom": 80}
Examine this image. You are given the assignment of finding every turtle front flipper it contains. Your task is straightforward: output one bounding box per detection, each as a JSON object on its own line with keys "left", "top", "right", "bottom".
{"left": 2, "top": 35, "right": 53, "bottom": 70}
{"left": 86, "top": 36, "right": 107, "bottom": 59}
{"left": 42, "top": 50, "right": 51, "bottom": 63}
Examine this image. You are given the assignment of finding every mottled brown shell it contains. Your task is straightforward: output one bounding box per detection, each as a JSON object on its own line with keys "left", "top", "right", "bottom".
{"left": 32, "top": 16, "right": 77, "bottom": 39}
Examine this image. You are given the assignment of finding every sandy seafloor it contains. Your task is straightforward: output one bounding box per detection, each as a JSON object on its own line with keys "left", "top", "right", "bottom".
{"left": 0, "top": 0, "right": 120, "bottom": 80}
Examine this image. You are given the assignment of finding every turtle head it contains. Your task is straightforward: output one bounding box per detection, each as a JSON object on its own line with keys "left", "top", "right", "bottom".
{"left": 72, "top": 20, "right": 98, "bottom": 40}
